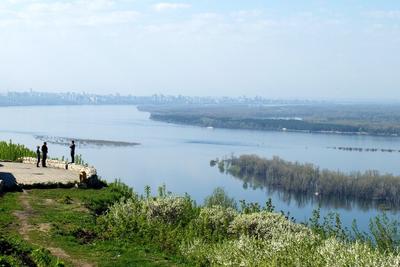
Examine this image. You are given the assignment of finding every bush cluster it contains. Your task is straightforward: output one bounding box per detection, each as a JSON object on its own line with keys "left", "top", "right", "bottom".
{"left": 0, "top": 140, "right": 35, "bottom": 162}
{"left": 96, "top": 185, "right": 400, "bottom": 266}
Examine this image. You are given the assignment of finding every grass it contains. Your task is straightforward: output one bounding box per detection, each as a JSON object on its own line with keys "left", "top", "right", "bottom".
{"left": 0, "top": 185, "right": 184, "bottom": 267}
{"left": 0, "top": 192, "right": 63, "bottom": 266}
{"left": 0, "top": 192, "right": 21, "bottom": 231}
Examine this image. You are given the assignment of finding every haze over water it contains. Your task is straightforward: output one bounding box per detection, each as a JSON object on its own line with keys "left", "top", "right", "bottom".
{"left": 1, "top": 105, "right": 400, "bottom": 231}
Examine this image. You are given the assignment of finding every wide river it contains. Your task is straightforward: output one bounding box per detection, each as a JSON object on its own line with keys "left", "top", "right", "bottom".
{"left": 1, "top": 105, "right": 400, "bottom": 231}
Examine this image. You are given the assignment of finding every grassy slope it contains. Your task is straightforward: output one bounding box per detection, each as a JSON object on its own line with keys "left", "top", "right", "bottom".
{"left": 0, "top": 188, "right": 184, "bottom": 267}
{"left": 0, "top": 192, "right": 21, "bottom": 231}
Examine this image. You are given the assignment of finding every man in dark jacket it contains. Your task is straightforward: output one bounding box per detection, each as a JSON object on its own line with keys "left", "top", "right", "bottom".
{"left": 70, "top": 140, "right": 75, "bottom": 163}
{"left": 41, "top": 142, "right": 48, "bottom": 167}
{"left": 36, "top": 146, "right": 41, "bottom": 167}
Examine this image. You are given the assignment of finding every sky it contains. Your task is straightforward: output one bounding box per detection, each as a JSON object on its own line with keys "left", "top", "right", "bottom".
{"left": 0, "top": 0, "right": 399, "bottom": 99}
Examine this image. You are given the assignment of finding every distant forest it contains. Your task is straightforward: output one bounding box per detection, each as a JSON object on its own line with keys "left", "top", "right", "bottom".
{"left": 142, "top": 104, "right": 400, "bottom": 136}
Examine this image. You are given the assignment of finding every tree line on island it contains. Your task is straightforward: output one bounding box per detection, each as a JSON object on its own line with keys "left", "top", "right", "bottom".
{"left": 211, "top": 155, "right": 400, "bottom": 206}
{"left": 143, "top": 103, "right": 400, "bottom": 137}
{"left": 151, "top": 114, "right": 373, "bottom": 134}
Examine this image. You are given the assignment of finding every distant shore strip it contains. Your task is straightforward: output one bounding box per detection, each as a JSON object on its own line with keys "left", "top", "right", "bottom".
{"left": 35, "top": 135, "right": 140, "bottom": 147}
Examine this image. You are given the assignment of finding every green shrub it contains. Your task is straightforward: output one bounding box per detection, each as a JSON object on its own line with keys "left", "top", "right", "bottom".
{"left": 97, "top": 197, "right": 142, "bottom": 238}
{"left": 0, "top": 235, "right": 61, "bottom": 267}
{"left": 204, "top": 187, "right": 237, "bottom": 210}
{"left": 194, "top": 205, "right": 237, "bottom": 241}
{"left": 144, "top": 196, "right": 195, "bottom": 225}
{"left": 95, "top": 185, "right": 400, "bottom": 266}
{"left": 229, "top": 212, "right": 311, "bottom": 240}
{"left": 31, "top": 248, "right": 54, "bottom": 267}
{"left": 83, "top": 179, "right": 137, "bottom": 215}
{"left": 0, "top": 140, "right": 35, "bottom": 161}
{"left": 0, "top": 255, "right": 22, "bottom": 267}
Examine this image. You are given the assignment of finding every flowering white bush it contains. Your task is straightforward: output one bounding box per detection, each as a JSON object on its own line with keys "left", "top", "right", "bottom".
{"left": 182, "top": 211, "right": 400, "bottom": 266}
{"left": 182, "top": 212, "right": 319, "bottom": 266}
{"left": 181, "top": 236, "right": 273, "bottom": 266}
{"left": 196, "top": 205, "right": 237, "bottom": 234}
{"left": 101, "top": 198, "right": 142, "bottom": 237}
{"left": 182, "top": 233, "right": 400, "bottom": 266}
{"left": 98, "top": 189, "right": 400, "bottom": 266}
{"left": 229, "top": 212, "right": 311, "bottom": 241}
{"left": 144, "top": 196, "right": 193, "bottom": 224}
{"left": 317, "top": 238, "right": 400, "bottom": 267}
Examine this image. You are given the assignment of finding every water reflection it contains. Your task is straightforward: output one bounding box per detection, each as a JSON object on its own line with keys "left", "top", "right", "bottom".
{"left": 233, "top": 174, "right": 396, "bottom": 212}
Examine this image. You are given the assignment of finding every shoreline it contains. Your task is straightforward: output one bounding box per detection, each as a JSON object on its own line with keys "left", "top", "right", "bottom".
{"left": 149, "top": 115, "right": 400, "bottom": 138}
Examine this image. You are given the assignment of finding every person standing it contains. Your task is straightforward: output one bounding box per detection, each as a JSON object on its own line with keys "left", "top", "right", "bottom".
{"left": 36, "top": 146, "right": 41, "bottom": 167}
{"left": 41, "top": 142, "right": 48, "bottom": 167}
{"left": 70, "top": 140, "right": 75, "bottom": 164}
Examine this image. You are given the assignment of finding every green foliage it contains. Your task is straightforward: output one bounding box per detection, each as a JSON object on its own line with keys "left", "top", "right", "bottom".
{"left": 74, "top": 154, "right": 86, "bottom": 165}
{"left": 31, "top": 248, "right": 58, "bottom": 267}
{"left": 3, "top": 181, "right": 400, "bottom": 266}
{"left": 59, "top": 195, "right": 73, "bottom": 204}
{"left": 369, "top": 213, "right": 400, "bottom": 252}
{"left": 0, "top": 235, "right": 61, "bottom": 267}
{"left": 308, "top": 208, "right": 400, "bottom": 253}
{"left": 83, "top": 179, "right": 136, "bottom": 215}
{"left": 15, "top": 187, "right": 181, "bottom": 266}
{"left": 0, "top": 193, "right": 21, "bottom": 229}
{"left": 221, "top": 154, "right": 400, "bottom": 206}
{"left": 0, "top": 255, "right": 21, "bottom": 267}
{"left": 146, "top": 104, "right": 400, "bottom": 136}
{"left": 209, "top": 159, "right": 218, "bottom": 167}
{"left": 0, "top": 140, "right": 35, "bottom": 161}
{"left": 144, "top": 196, "right": 195, "bottom": 225}
{"left": 217, "top": 161, "right": 225, "bottom": 173}
{"left": 204, "top": 187, "right": 237, "bottom": 210}
{"left": 308, "top": 208, "right": 347, "bottom": 241}
{"left": 97, "top": 184, "right": 400, "bottom": 266}
{"left": 144, "top": 185, "right": 151, "bottom": 199}
{"left": 195, "top": 206, "right": 237, "bottom": 242}
{"left": 265, "top": 198, "right": 275, "bottom": 212}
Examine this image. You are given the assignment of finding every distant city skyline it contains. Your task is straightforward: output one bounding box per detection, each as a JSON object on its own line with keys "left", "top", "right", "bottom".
{"left": 0, "top": 0, "right": 399, "bottom": 100}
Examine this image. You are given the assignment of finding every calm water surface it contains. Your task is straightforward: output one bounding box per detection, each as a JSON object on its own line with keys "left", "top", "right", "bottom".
{"left": 1, "top": 105, "right": 400, "bottom": 231}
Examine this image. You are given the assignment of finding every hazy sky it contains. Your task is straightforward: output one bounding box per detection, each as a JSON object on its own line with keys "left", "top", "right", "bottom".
{"left": 0, "top": 0, "right": 399, "bottom": 99}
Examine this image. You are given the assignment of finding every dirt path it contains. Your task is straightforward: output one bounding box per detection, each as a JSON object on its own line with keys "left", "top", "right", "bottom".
{"left": 13, "top": 190, "right": 33, "bottom": 241}
{"left": 14, "top": 190, "right": 94, "bottom": 267}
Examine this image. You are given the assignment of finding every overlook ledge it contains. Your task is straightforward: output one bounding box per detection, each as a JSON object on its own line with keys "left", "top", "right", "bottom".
{"left": 0, "top": 158, "right": 98, "bottom": 192}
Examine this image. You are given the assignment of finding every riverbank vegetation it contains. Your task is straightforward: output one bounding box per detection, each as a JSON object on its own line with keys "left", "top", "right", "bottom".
{"left": 2, "top": 180, "right": 400, "bottom": 266}
{"left": 213, "top": 155, "right": 400, "bottom": 206}
{"left": 140, "top": 104, "right": 400, "bottom": 136}
{"left": 0, "top": 140, "right": 36, "bottom": 162}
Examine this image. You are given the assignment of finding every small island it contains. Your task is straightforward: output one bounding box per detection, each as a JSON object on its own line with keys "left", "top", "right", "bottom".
{"left": 35, "top": 135, "right": 140, "bottom": 147}
{"left": 140, "top": 104, "right": 400, "bottom": 137}
{"left": 211, "top": 154, "right": 400, "bottom": 207}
